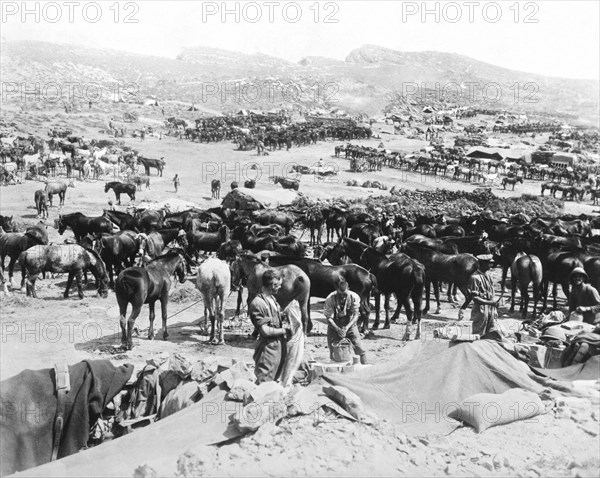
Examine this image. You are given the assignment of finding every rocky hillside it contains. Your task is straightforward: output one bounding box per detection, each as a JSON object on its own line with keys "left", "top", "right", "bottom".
{"left": 1, "top": 41, "right": 597, "bottom": 123}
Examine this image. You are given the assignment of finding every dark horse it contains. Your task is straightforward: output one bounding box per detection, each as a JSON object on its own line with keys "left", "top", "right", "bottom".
{"left": 103, "top": 209, "right": 139, "bottom": 231}
{"left": 19, "top": 244, "right": 109, "bottom": 299}
{"left": 115, "top": 249, "right": 187, "bottom": 350}
{"left": 57, "top": 212, "right": 114, "bottom": 243}
{"left": 105, "top": 181, "right": 136, "bottom": 205}
{"left": 231, "top": 254, "right": 311, "bottom": 332}
{"left": 211, "top": 179, "right": 221, "bottom": 199}
{"left": 34, "top": 189, "right": 49, "bottom": 219}
{"left": 0, "top": 225, "right": 49, "bottom": 292}
{"left": 138, "top": 228, "right": 188, "bottom": 264}
{"left": 0, "top": 215, "right": 17, "bottom": 232}
{"left": 405, "top": 242, "right": 479, "bottom": 316}
{"left": 501, "top": 176, "right": 523, "bottom": 190}
{"left": 322, "top": 238, "right": 425, "bottom": 338}
{"left": 267, "top": 254, "right": 378, "bottom": 334}
{"left": 93, "top": 231, "right": 144, "bottom": 288}
{"left": 137, "top": 156, "right": 165, "bottom": 176}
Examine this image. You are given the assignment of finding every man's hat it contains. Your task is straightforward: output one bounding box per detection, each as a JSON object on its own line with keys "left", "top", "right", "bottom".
{"left": 569, "top": 267, "right": 588, "bottom": 282}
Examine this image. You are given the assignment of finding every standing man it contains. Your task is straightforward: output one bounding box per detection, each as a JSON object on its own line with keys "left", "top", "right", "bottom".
{"left": 173, "top": 174, "right": 180, "bottom": 193}
{"left": 568, "top": 267, "right": 600, "bottom": 325}
{"left": 324, "top": 280, "right": 368, "bottom": 364}
{"left": 460, "top": 254, "right": 503, "bottom": 340}
{"left": 249, "top": 270, "right": 293, "bottom": 383}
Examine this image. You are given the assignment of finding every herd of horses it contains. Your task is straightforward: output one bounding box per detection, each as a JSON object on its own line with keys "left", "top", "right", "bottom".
{"left": 1, "top": 199, "right": 599, "bottom": 351}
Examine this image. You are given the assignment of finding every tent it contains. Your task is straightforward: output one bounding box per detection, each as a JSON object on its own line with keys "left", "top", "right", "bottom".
{"left": 221, "top": 187, "right": 299, "bottom": 210}
{"left": 143, "top": 98, "right": 159, "bottom": 107}
{"left": 466, "top": 147, "right": 504, "bottom": 161}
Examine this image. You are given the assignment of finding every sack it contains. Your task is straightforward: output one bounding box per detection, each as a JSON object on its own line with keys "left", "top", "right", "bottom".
{"left": 448, "top": 388, "right": 545, "bottom": 433}
{"left": 561, "top": 332, "right": 600, "bottom": 366}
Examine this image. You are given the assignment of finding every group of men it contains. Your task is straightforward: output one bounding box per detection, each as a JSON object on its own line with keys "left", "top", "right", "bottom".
{"left": 248, "top": 254, "right": 600, "bottom": 385}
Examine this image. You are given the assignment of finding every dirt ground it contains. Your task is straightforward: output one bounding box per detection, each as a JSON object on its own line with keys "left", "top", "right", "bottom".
{"left": 1, "top": 104, "right": 599, "bottom": 477}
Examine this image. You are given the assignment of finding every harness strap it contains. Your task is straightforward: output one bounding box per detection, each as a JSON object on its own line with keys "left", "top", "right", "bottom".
{"left": 52, "top": 363, "right": 71, "bottom": 461}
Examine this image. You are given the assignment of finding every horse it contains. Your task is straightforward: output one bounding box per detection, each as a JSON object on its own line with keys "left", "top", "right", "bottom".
{"left": 321, "top": 238, "right": 425, "bottom": 337}
{"left": 19, "top": 244, "right": 109, "bottom": 299}
{"left": 138, "top": 228, "right": 188, "bottom": 264}
{"left": 501, "top": 176, "right": 523, "bottom": 190}
{"left": 34, "top": 190, "right": 49, "bottom": 219}
{"left": 103, "top": 209, "right": 138, "bottom": 231}
{"left": 267, "top": 254, "right": 377, "bottom": 334}
{"left": 0, "top": 225, "right": 49, "bottom": 292}
{"left": 303, "top": 207, "right": 324, "bottom": 246}
{"left": 230, "top": 254, "right": 311, "bottom": 333}
{"left": 195, "top": 258, "right": 231, "bottom": 344}
{"left": 211, "top": 179, "right": 221, "bottom": 199}
{"left": 57, "top": 212, "right": 114, "bottom": 243}
{"left": 255, "top": 210, "right": 299, "bottom": 235}
{"left": 321, "top": 207, "right": 347, "bottom": 242}
{"left": 186, "top": 226, "right": 230, "bottom": 258}
{"left": 105, "top": 181, "right": 136, "bottom": 205}
{"left": 404, "top": 242, "right": 479, "bottom": 316}
{"left": 0, "top": 215, "right": 17, "bottom": 233}
{"left": 137, "top": 156, "right": 165, "bottom": 176}
{"left": 45, "top": 181, "right": 69, "bottom": 207}
{"left": 349, "top": 222, "right": 381, "bottom": 246}
{"left": 509, "top": 252, "right": 543, "bottom": 319}
{"left": 115, "top": 250, "right": 187, "bottom": 350}
{"left": 93, "top": 231, "right": 144, "bottom": 288}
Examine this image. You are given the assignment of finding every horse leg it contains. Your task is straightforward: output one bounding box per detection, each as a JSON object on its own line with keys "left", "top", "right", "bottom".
{"left": 423, "top": 279, "right": 431, "bottom": 315}
{"left": 301, "top": 298, "right": 312, "bottom": 334}
{"left": 7, "top": 256, "right": 18, "bottom": 289}
{"left": 501, "top": 265, "right": 509, "bottom": 293}
{"left": 510, "top": 275, "right": 517, "bottom": 313}
{"left": 392, "top": 290, "right": 409, "bottom": 323}
{"left": 433, "top": 281, "right": 441, "bottom": 314}
{"left": 521, "top": 282, "right": 530, "bottom": 319}
{"left": 560, "top": 282, "right": 570, "bottom": 309}
{"left": 27, "top": 274, "right": 39, "bottom": 298}
{"left": 75, "top": 271, "right": 85, "bottom": 299}
{"left": 161, "top": 294, "right": 169, "bottom": 340}
{"left": 531, "top": 281, "right": 541, "bottom": 318}
{"left": 235, "top": 287, "right": 244, "bottom": 316}
{"left": 126, "top": 304, "right": 142, "bottom": 350}
{"left": 217, "top": 296, "right": 225, "bottom": 344}
{"left": 148, "top": 301, "right": 156, "bottom": 340}
{"left": 64, "top": 272, "right": 74, "bottom": 298}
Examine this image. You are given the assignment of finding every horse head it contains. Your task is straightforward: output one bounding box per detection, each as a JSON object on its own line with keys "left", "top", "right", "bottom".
{"left": 174, "top": 253, "right": 188, "bottom": 284}
{"left": 104, "top": 182, "right": 110, "bottom": 193}
{"left": 56, "top": 215, "right": 66, "bottom": 234}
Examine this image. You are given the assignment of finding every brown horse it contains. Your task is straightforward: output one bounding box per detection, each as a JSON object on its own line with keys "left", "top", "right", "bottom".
{"left": 230, "top": 254, "right": 311, "bottom": 332}
{"left": 510, "top": 252, "right": 543, "bottom": 319}
{"left": 115, "top": 250, "right": 187, "bottom": 350}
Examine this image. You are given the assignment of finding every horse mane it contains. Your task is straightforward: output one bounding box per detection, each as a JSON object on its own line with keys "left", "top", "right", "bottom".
{"left": 82, "top": 246, "right": 107, "bottom": 274}
{"left": 149, "top": 248, "right": 184, "bottom": 263}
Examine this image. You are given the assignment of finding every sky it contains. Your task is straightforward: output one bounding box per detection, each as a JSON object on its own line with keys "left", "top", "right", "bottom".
{"left": 2, "top": 0, "right": 599, "bottom": 79}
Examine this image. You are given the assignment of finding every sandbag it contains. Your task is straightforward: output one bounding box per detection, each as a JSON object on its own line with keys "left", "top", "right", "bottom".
{"left": 280, "top": 300, "right": 305, "bottom": 387}
{"left": 158, "top": 380, "right": 203, "bottom": 419}
{"left": 448, "top": 388, "right": 545, "bottom": 433}
{"left": 322, "top": 385, "right": 373, "bottom": 422}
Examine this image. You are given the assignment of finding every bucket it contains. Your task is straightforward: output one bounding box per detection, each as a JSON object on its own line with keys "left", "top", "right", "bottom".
{"left": 330, "top": 338, "right": 353, "bottom": 363}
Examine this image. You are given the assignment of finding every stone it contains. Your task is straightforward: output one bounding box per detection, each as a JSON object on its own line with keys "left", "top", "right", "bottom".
{"left": 556, "top": 397, "right": 592, "bottom": 410}
{"left": 479, "top": 457, "right": 495, "bottom": 471}
{"left": 253, "top": 422, "right": 277, "bottom": 446}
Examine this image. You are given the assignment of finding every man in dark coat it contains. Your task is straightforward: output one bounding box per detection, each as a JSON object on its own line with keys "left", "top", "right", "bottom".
{"left": 1, "top": 360, "right": 133, "bottom": 475}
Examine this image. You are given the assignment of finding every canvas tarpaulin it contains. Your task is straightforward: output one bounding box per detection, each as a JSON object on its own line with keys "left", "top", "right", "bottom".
{"left": 532, "top": 355, "right": 600, "bottom": 382}
{"left": 15, "top": 384, "right": 242, "bottom": 477}
{"left": 319, "top": 340, "right": 573, "bottom": 436}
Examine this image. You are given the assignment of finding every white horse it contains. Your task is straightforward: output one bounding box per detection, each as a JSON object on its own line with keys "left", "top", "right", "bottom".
{"left": 195, "top": 258, "right": 230, "bottom": 344}
{"left": 92, "top": 147, "right": 108, "bottom": 161}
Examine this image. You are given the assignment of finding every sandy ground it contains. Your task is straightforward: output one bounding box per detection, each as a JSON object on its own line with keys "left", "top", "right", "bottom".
{"left": 1, "top": 105, "right": 599, "bottom": 477}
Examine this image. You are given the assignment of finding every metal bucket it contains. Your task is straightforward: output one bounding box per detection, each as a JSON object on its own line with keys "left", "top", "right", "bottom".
{"left": 331, "top": 338, "right": 353, "bottom": 363}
